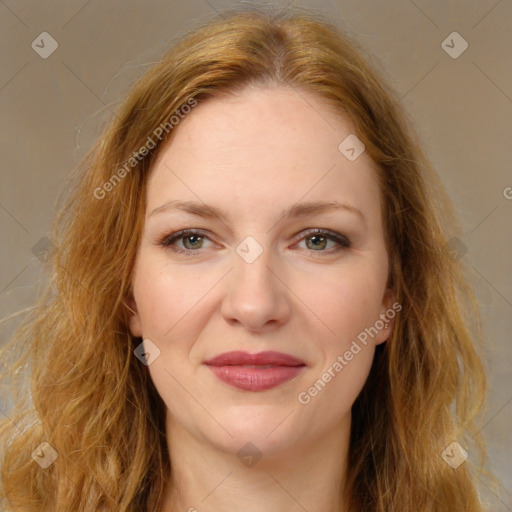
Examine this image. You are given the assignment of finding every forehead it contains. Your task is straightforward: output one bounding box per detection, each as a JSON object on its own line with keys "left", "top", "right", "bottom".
{"left": 146, "top": 86, "right": 381, "bottom": 226}
{"left": 155, "top": 85, "right": 359, "bottom": 159}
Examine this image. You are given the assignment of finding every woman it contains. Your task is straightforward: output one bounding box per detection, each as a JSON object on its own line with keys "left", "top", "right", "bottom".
{"left": 0, "top": 7, "right": 491, "bottom": 511}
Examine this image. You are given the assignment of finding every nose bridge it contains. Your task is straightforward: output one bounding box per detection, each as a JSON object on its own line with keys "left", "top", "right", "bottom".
{"left": 233, "top": 235, "right": 279, "bottom": 300}
{"left": 221, "top": 235, "right": 290, "bottom": 330}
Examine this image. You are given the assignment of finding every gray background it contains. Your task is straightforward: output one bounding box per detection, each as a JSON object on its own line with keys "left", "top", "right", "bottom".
{"left": 0, "top": 0, "right": 510, "bottom": 509}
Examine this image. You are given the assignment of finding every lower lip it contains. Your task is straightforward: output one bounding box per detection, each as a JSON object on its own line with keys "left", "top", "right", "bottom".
{"left": 206, "top": 365, "right": 305, "bottom": 391}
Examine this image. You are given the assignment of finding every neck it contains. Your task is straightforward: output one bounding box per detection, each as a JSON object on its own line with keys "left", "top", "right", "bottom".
{"left": 159, "top": 413, "right": 351, "bottom": 512}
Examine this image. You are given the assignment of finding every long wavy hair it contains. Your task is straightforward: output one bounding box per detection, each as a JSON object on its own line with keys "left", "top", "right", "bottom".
{"left": 0, "top": 7, "right": 490, "bottom": 511}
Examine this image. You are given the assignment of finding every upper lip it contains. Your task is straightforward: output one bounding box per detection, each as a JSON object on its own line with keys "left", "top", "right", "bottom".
{"left": 204, "top": 351, "right": 306, "bottom": 367}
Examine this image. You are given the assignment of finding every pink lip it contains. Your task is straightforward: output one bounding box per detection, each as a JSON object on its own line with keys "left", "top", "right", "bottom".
{"left": 204, "top": 351, "right": 306, "bottom": 392}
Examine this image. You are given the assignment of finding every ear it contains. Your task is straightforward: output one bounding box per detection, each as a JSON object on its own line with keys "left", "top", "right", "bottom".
{"left": 125, "top": 293, "right": 143, "bottom": 338}
{"left": 373, "top": 287, "right": 398, "bottom": 345}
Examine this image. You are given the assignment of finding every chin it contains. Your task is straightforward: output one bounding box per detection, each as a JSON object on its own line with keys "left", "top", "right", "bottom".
{"left": 201, "top": 407, "right": 305, "bottom": 455}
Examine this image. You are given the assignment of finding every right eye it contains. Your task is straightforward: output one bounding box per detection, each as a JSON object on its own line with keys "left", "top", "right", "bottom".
{"left": 159, "top": 229, "right": 215, "bottom": 254}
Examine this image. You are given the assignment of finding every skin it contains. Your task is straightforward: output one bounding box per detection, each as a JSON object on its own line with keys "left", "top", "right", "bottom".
{"left": 128, "top": 84, "right": 396, "bottom": 512}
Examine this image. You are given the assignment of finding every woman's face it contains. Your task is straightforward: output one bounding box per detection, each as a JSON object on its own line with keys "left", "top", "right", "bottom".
{"left": 128, "top": 85, "right": 395, "bottom": 457}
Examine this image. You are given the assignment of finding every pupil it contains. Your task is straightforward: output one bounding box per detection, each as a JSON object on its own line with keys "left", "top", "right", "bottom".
{"left": 308, "top": 235, "right": 326, "bottom": 250}
{"left": 185, "top": 234, "right": 202, "bottom": 249}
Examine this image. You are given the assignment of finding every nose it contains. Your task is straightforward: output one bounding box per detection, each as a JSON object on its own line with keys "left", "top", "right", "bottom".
{"left": 220, "top": 243, "right": 292, "bottom": 333}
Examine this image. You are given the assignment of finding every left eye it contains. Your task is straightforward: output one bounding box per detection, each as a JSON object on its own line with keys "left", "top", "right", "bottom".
{"left": 159, "top": 229, "right": 351, "bottom": 254}
{"left": 296, "top": 229, "right": 351, "bottom": 252}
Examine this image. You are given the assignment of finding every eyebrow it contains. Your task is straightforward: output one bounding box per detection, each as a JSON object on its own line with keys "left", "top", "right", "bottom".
{"left": 149, "top": 199, "right": 365, "bottom": 224}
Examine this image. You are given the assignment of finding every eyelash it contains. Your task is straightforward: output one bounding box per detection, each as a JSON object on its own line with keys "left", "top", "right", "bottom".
{"left": 158, "top": 228, "right": 351, "bottom": 255}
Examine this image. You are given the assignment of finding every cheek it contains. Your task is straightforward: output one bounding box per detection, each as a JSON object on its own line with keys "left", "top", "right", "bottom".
{"left": 311, "top": 343, "right": 375, "bottom": 418}
{"left": 296, "top": 274, "right": 379, "bottom": 418}
{"left": 132, "top": 258, "right": 215, "bottom": 340}
{"left": 133, "top": 260, "right": 210, "bottom": 425}
{"left": 296, "top": 263, "right": 385, "bottom": 343}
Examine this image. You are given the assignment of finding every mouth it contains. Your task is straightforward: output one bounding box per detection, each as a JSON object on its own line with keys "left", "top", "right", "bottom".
{"left": 203, "top": 351, "right": 306, "bottom": 392}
